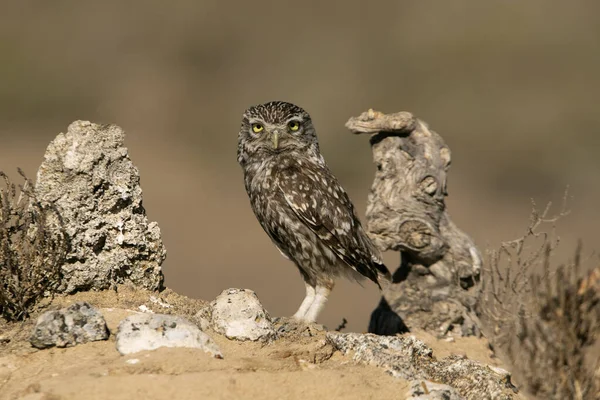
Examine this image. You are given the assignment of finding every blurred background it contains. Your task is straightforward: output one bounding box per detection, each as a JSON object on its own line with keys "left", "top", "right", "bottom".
{"left": 1, "top": 1, "right": 598, "bottom": 332}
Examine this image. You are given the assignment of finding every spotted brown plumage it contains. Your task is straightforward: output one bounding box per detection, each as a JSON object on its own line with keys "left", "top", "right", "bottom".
{"left": 237, "top": 101, "right": 391, "bottom": 323}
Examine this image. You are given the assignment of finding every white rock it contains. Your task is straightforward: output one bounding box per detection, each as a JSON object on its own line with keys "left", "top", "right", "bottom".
{"left": 210, "top": 288, "right": 275, "bottom": 341}
{"left": 408, "top": 380, "right": 464, "bottom": 399}
{"left": 116, "top": 313, "right": 222, "bottom": 358}
{"left": 138, "top": 305, "right": 154, "bottom": 313}
{"left": 149, "top": 296, "right": 172, "bottom": 308}
{"left": 30, "top": 302, "right": 109, "bottom": 349}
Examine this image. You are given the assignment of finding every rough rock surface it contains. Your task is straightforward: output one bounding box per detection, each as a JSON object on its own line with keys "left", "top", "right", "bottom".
{"left": 408, "top": 380, "right": 464, "bottom": 399}
{"left": 30, "top": 302, "right": 109, "bottom": 349}
{"left": 116, "top": 313, "right": 222, "bottom": 358}
{"left": 34, "top": 120, "right": 166, "bottom": 293}
{"left": 210, "top": 288, "right": 275, "bottom": 341}
{"left": 327, "top": 332, "right": 515, "bottom": 400}
{"left": 346, "top": 110, "right": 482, "bottom": 337}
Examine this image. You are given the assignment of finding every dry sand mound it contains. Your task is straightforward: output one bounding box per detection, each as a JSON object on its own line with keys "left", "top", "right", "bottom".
{"left": 0, "top": 287, "right": 516, "bottom": 400}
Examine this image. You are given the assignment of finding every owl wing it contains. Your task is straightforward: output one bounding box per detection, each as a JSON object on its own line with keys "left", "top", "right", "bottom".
{"left": 277, "top": 164, "right": 390, "bottom": 285}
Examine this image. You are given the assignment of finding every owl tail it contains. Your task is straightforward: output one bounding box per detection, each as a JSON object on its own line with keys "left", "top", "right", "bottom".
{"left": 373, "top": 261, "right": 392, "bottom": 290}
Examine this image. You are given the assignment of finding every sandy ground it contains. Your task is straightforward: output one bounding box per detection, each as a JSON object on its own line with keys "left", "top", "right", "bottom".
{"left": 0, "top": 287, "right": 508, "bottom": 400}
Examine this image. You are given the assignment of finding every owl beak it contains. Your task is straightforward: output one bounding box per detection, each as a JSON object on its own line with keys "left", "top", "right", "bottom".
{"left": 271, "top": 131, "right": 279, "bottom": 149}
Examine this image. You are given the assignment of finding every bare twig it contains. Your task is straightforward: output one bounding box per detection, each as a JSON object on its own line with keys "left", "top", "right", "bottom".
{"left": 335, "top": 318, "right": 348, "bottom": 332}
{"left": 0, "top": 169, "right": 68, "bottom": 321}
{"left": 477, "top": 191, "right": 599, "bottom": 399}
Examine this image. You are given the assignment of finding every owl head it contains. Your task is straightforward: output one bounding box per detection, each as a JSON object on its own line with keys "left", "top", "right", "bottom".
{"left": 237, "top": 101, "right": 320, "bottom": 165}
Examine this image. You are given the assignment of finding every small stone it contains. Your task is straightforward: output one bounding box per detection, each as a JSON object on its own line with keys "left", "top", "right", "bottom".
{"left": 408, "top": 380, "right": 464, "bottom": 399}
{"left": 138, "top": 305, "right": 154, "bottom": 313}
{"left": 210, "top": 288, "right": 275, "bottom": 341}
{"left": 196, "top": 315, "right": 211, "bottom": 332}
{"left": 327, "top": 332, "right": 433, "bottom": 380}
{"left": 30, "top": 302, "right": 109, "bottom": 349}
{"left": 116, "top": 313, "right": 222, "bottom": 358}
{"left": 149, "top": 296, "right": 171, "bottom": 308}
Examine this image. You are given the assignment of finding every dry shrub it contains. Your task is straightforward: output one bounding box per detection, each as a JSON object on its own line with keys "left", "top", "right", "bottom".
{"left": 477, "top": 193, "right": 600, "bottom": 399}
{"left": 0, "top": 169, "right": 68, "bottom": 321}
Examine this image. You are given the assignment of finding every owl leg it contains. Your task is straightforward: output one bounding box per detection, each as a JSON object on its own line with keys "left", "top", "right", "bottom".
{"left": 302, "top": 283, "right": 333, "bottom": 323}
{"left": 292, "top": 283, "right": 316, "bottom": 320}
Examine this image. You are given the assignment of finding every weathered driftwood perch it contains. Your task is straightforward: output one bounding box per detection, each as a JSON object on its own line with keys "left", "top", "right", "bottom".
{"left": 346, "top": 110, "right": 482, "bottom": 337}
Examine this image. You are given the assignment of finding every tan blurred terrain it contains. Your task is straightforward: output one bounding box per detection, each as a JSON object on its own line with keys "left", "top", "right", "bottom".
{"left": 1, "top": 1, "right": 599, "bottom": 333}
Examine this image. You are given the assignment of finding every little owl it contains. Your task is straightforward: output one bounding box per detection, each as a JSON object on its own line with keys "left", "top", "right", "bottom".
{"left": 237, "top": 101, "right": 391, "bottom": 323}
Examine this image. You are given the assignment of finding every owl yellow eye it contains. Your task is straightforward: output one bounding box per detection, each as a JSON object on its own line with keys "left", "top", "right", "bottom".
{"left": 252, "top": 123, "right": 264, "bottom": 133}
{"left": 288, "top": 121, "right": 300, "bottom": 131}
